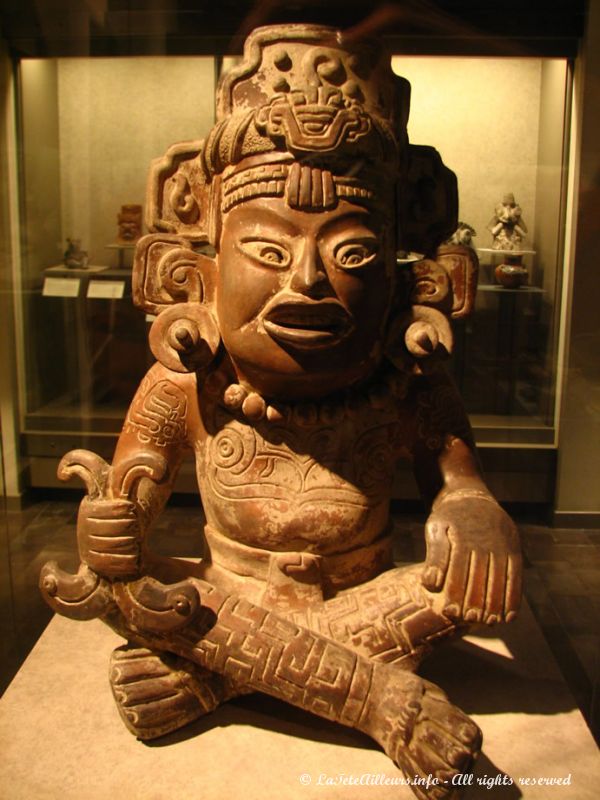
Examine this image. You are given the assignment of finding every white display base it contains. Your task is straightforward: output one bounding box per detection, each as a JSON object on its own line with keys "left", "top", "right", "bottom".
{"left": 0, "top": 602, "right": 598, "bottom": 799}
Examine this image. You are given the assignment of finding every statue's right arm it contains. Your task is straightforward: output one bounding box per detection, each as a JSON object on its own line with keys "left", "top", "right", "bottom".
{"left": 73, "top": 363, "right": 197, "bottom": 580}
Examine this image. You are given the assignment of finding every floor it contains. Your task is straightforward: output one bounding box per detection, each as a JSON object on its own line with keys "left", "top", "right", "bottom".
{"left": 1, "top": 496, "right": 598, "bottom": 746}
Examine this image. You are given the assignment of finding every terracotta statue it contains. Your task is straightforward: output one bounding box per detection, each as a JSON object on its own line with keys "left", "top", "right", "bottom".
{"left": 487, "top": 193, "right": 528, "bottom": 251}
{"left": 63, "top": 237, "right": 89, "bottom": 269}
{"left": 41, "top": 25, "right": 521, "bottom": 799}
{"left": 116, "top": 203, "right": 143, "bottom": 244}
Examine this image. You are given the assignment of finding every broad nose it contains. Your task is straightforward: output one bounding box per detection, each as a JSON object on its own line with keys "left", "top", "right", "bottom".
{"left": 290, "top": 238, "right": 328, "bottom": 294}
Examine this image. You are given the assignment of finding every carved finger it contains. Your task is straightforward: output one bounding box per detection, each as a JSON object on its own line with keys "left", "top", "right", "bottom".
{"left": 403, "top": 742, "right": 459, "bottom": 798}
{"left": 394, "top": 691, "right": 480, "bottom": 800}
{"left": 483, "top": 553, "right": 508, "bottom": 625}
{"left": 111, "top": 452, "right": 168, "bottom": 500}
{"left": 416, "top": 719, "right": 474, "bottom": 772}
{"left": 78, "top": 499, "right": 140, "bottom": 576}
{"left": 86, "top": 551, "right": 140, "bottom": 579}
{"left": 113, "top": 673, "right": 183, "bottom": 707}
{"left": 422, "top": 689, "right": 481, "bottom": 752}
{"left": 504, "top": 552, "right": 523, "bottom": 621}
{"left": 461, "top": 550, "right": 490, "bottom": 623}
{"left": 440, "top": 537, "right": 470, "bottom": 618}
{"left": 57, "top": 449, "right": 109, "bottom": 499}
{"left": 118, "top": 690, "right": 200, "bottom": 731}
{"left": 111, "top": 649, "right": 173, "bottom": 685}
{"left": 81, "top": 512, "right": 138, "bottom": 552}
{"left": 82, "top": 498, "right": 136, "bottom": 520}
{"left": 87, "top": 532, "right": 139, "bottom": 555}
{"left": 422, "top": 521, "right": 451, "bottom": 591}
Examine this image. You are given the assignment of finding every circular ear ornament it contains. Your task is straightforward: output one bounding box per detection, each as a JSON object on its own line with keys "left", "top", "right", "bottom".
{"left": 149, "top": 303, "right": 220, "bottom": 373}
{"left": 385, "top": 305, "right": 453, "bottom": 373}
{"left": 404, "top": 306, "right": 453, "bottom": 358}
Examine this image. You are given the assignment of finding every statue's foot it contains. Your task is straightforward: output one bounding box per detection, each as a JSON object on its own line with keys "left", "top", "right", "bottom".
{"left": 360, "top": 666, "right": 481, "bottom": 800}
{"left": 109, "top": 646, "right": 235, "bottom": 740}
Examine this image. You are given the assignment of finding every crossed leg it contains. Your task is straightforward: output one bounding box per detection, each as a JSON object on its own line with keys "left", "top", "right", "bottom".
{"left": 296, "top": 562, "right": 462, "bottom": 668}
{"left": 106, "top": 566, "right": 480, "bottom": 799}
{"left": 109, "top": 560, "right": 456, "bottom": 738}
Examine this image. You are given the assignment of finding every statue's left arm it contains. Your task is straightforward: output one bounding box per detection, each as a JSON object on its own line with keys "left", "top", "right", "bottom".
{"left": 409, "top": 371, "right": 522, "bottom": 625}
{"left": 56, "top": 363, "right": 194, "bottom": 580}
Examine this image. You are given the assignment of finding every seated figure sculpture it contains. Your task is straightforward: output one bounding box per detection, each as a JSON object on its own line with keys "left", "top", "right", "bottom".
{"left": 487, "top": 193, "right": 528, "bottom": 250}
{"left": 40, "top": 24, "right": 522, "bottom": 800}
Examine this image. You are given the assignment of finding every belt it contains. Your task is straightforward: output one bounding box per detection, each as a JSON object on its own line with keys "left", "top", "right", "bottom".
{"left": 202, "top": 524, "right": 394, "bottom": 601}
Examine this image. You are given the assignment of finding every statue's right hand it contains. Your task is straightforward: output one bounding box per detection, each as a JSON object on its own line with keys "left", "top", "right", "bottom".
{"left": 77, "top": 496, "right": 142, "bottom": 579}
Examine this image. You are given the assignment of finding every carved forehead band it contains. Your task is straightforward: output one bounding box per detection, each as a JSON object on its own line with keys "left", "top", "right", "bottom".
{"left": 221, "top": 160, "right": 384, "bottom": 213}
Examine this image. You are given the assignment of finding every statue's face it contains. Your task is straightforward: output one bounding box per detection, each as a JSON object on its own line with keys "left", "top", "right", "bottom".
{"left": 216, "top": 195, "right": 395, "bottom": 399}
{"left": 119, "top": 222, "right": 139, "bottom": 240}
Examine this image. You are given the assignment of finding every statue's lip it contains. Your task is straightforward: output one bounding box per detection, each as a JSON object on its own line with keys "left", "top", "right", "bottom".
{"left": 262, "top": 298, "right": 352, "bottom": 347}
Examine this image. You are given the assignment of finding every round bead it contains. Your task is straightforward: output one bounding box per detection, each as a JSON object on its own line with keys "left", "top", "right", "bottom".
{"left": 242, "top": 392, "right": 267, "bottom": 421}
{"left": 223, "top": 383, "right": 247, "bottom": 409}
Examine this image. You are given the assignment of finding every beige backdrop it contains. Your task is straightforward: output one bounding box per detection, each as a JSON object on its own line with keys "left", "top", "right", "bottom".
{"left": 57, "top": 56, "right": 215, "bottom": 265}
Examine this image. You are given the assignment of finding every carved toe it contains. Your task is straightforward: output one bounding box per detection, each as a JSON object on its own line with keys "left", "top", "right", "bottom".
{"left": 109, "top": 646, "right": 227, "bottom": 740}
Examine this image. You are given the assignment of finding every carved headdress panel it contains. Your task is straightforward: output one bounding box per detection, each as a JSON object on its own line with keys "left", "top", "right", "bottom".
{"left": 206, "top": 24, "right": 409, "bottom": 171}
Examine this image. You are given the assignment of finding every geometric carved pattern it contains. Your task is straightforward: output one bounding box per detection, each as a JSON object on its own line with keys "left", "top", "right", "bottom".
{"left": 191, "top": 584, "right": 372, "bottom": 727}
{"left": 124, "top": 378, "right": 187, "bottom": 448}
{"left": 297, "top": 566, "right": 457, "bottom": 666}
{"left": 415, "top": 381, "right": 473, "bottom": 452}
{"left": 205, "top": 412, "right": 403, "bottom": 511}
{"left": 207, "top": 417, "right": 400, "bottom": 506}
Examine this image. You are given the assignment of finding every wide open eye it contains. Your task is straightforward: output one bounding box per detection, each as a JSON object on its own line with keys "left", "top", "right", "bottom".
{"left": 334, "top": 240, "right": 378, "bottom": 270}
{"left": 239, "top": 239, "right": 291, "bottom": 269}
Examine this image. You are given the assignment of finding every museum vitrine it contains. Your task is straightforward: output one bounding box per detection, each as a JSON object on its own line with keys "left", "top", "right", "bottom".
{"left": 15, "top": 56, "right": 216, "bottom": 472}
{"left": 4, "top": 43, "right": 574, "bottom": 492}
{"left": 390, "top": 56, "right": 571, "bottom": 447}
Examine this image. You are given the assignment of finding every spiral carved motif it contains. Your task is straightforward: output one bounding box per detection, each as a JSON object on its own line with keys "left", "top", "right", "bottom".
{"left": 410, "top": 259, "right": 450, "bottom": 307}
{"left": 211, "top": 427, "right": 256, "bottom": 475}
{"left": 353, "top": 426, "right": 398, "bottom": 493}
{"left": 159, "top": 247, "right": 203, "bottom": 304}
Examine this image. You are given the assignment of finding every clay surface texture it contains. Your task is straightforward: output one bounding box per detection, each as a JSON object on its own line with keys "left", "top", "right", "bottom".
{"left": 40, "top": 25, "right": 522, "bottom": 800}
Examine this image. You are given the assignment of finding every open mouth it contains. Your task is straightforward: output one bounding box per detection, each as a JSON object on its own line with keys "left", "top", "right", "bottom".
{"left": 263, "top": 299, "right": 353, "bottom": 347}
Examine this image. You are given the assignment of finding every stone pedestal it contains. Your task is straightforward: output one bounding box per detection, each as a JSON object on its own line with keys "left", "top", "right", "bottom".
{"left": 0, "top": 602, "right": 598, "bottom": 799}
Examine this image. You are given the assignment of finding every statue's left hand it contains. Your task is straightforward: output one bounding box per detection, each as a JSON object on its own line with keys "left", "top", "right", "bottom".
{"left": 421, "top": 492, "right": 522, "bottom": 624}
{"left": 77, "top": 496, "right": 142, "bottom": 579}
{"left": 57, "top": 448, "right": 169, "bottom": 580}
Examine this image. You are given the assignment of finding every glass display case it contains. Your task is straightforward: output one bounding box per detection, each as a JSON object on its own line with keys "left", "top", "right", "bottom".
{"left": 1, "top": 0, "right": 597, "bottom": 755}
{"left": 16, "top": 56, "right": 216, "bottom": 474}
{"left": 11, "top": 51, "right": 572, "bottom": 491}
{"left": 391, "top": 56, "right": 570, "bottom": 446}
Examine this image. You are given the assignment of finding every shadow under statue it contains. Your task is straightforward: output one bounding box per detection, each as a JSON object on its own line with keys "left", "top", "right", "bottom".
{"left": 40, "top": 24, "right": 522, "bottom": 800}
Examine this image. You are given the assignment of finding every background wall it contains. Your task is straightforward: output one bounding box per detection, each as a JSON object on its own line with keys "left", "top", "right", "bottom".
{"left": 391, "top": 56, "right": 543, "bottom": 253}
{"left": 17, "top": 57, "right": 215, "bottom": 415}
{"left": 20, "top": 57, "right": 215, "bottom": 275}
{"left": 392, "top": 56, "right": 569, "bottom": 432}
{"left": 54, "top": 56, "right": 215, "bottom": 267}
